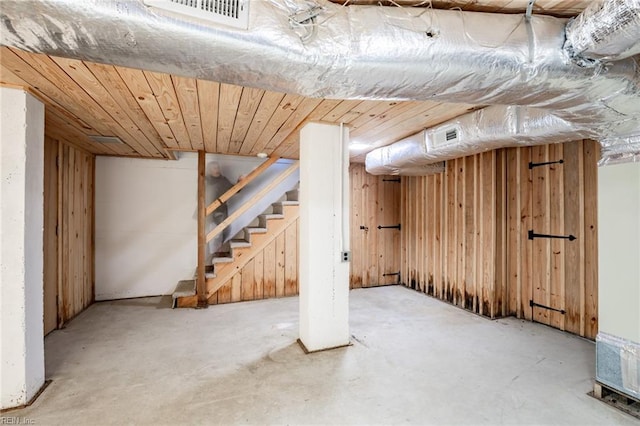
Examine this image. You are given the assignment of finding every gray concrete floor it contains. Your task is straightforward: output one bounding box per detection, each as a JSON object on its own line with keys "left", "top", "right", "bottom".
{"left": 7, "top": 286, "right": 638, "bottom": 425}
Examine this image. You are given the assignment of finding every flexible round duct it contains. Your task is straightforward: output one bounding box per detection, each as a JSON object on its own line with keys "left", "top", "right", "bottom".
{"left": 1, "top": 0, "right": 639, "bottom": 173}
{"left": 364, "top": 106, "right": 599, "bottom": 175}
{"left": 565, "top": 0, "right": 640, "bottom": 63}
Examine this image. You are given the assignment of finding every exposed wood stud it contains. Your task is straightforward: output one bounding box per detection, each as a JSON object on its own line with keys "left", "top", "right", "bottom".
{"left": 399, "top": 141, "right": 597, "bottom": 338}
{"left": 197, "top": 150, "right": 207, "bottom": 307}
{"left": 46, "top": 139, "right": 95, "bottom": 328}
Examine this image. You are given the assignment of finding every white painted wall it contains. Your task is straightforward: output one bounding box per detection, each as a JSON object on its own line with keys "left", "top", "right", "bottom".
{"left": 299, "top": 123, "right": 350, "bottom": 352}
{"left": 95, "top": 152, "right": 293, "bottom": 300}
{"left": 0, "top": 88, "right": 45, "bottom": 409}
{"left": 95, "top": 154, "right": 198, "bottom": 300}
{"left": 598, "top": 162, "right": 640, "bottom": 342}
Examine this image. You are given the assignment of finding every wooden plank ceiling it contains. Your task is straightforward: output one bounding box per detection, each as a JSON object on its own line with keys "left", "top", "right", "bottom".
{"left": 0, "top": 1, "right": 588, "bottom": 162}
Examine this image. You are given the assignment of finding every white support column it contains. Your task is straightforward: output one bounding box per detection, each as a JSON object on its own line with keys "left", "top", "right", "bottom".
{"left": 0, "top": 88, "right": 45, "bottom": 409}
{"left": 298, "top": 122, "right": 350, "bottom": 353}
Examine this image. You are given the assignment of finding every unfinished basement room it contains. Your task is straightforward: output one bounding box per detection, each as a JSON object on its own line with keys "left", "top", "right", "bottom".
{"left": 2, "top": 0, "right": 640, "bottom": 424}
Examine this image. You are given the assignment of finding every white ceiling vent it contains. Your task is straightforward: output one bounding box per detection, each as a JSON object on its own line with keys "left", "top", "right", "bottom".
{"left": 431, "top": 127, "right": 460, "bottom": 149}
{"left": 89, "top": 135, "right": 124, "bottom": 144}
{"left": 143, "top": 0, "right": 249, "bottom": 30}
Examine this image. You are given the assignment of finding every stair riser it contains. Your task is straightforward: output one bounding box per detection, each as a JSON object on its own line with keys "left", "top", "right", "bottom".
{"left": 271, "top": 203, "right": 283, "bottom": 215}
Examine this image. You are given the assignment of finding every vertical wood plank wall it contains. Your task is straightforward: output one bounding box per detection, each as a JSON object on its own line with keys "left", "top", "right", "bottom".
{"left": 350, "top": 164, "right": 402, "bottom": 288}
{"left": 401, "top": 152, "right": 506, "bottom": 318}
{"left": 505, "top": 140, "right": 599, "bottom": 339}
{"left": 43, "top": 137, "right": 59, "bottom": 335}
{"left": 43, "top": 136, "right": 95, "bottom": 332}
{"left": 400, "top": 140, "right": 598, "bottom": 339}
{"left": 209, "top": 164, "right": 401, "bottom": 304}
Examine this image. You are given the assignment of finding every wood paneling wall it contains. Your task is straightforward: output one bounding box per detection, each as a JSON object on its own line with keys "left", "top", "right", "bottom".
{"left": 207, "top": 164, "right": 400, "bottom": 304}
{"left": 400, "top": 152, "right": 507, "bottom": 318}
{"left": 43, "top": 137, "right": 59, "bottom": 335}
{"left": 350, "top": 164, "right": 402, "bottom": 288}
{"left": 43, "top": 136, "right": 95, "bottom": 332}
{"left": 505, "top": 140, "right": 598, "bottom": 338}
{"left": 400, "top": 140, "right": 598, "bottom": 339}
{"left": 209, "top": 219, "right": 299, "bottom": 305}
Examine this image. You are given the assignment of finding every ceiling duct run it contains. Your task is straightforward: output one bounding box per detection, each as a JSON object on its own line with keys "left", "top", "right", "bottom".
{"left": 364, "top": 131, "right": 447, "bottom": 176}
{"left": 365, "top": 0, "right": 640, "bottom": 174}
{"left": 564, "top": 0, "right": 640, "bottom": 63}
{"left": 1, "top": 0, "right": 639, "bottom": 173}
{"left": 365, "top": 106, "right": 592, "bottom": 175}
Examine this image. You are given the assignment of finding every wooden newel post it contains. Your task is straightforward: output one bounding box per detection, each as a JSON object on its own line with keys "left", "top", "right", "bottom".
{"left": 197, "top": 150, "right": 208, "bottom": 308}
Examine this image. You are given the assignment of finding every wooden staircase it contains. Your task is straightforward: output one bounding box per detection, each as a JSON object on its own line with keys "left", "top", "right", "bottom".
{"left": 173, "top": 188, "right": 299, "bottom": 308}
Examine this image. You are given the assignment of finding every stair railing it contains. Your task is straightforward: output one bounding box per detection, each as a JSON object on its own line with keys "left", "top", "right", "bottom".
{"left": 196, "top": 152, "right": 298, "bottom": 305}
{"left": 205, "top": 155, "right": 279, "bottom": 217}
{"left": 205, "top": 161, "right": 299, "bottom": 244}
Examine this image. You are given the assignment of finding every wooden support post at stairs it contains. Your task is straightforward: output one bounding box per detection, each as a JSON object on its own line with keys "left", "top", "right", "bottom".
{"left": 197, "top": 150, "right": 208, "bottom": 308}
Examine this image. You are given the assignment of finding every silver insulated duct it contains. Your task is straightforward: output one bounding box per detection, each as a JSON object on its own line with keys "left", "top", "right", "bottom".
{"left": 1, "top": 0, "right": 640, "bottom": 173}
{"left": 599, "top": 136, "right": 640, "bottom": 166}
{"left": 1, "top": 1, "right": 639, "bottom": 129}
{"left": 366, "top": 0, "right": 640, "bottom": 175}
{"left": 364, "top": 131, "right": 446, "bottom": 176}
{"left": 565, "top": 0, "right": 640, "bottom": 63}
{"left": 365, "top": 105, "right": 597, "bottom": 175}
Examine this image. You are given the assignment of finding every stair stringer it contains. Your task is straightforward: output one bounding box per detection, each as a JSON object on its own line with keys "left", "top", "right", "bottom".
{"left": 206, "top": 204, "right": 299, "bottom": 304}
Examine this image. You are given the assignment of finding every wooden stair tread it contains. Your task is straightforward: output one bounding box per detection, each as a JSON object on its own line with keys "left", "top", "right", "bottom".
{"left": 260, "top": 213, "right": 285, "bottom": 220}
{"left": 230, "top": 240, "right": 251, "bottom": 248}
{"left": 212, "top": 256, "right": 234, "bottom": 264}
{"left": 172, "top": 280, "right": 196, "bottom": 308}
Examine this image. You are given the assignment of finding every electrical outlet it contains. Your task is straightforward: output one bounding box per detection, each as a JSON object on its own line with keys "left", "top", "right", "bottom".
{"left": 341, "top": 251, "right": 351, "bottom": 262}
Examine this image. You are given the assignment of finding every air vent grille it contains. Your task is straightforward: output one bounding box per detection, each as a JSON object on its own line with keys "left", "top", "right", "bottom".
{"left": 89, "top": 135, "right": 124, "bottom": 145}
{"left": 431, "top": 126, "right": 461, "bottom": 148}
{"left": 199, "top": 0, "right": 241, "bottom": 19}
{"left": 144, "top": 0, "right": 249, "bottom": 29}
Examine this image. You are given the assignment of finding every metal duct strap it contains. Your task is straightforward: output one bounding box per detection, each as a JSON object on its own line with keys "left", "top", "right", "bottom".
{"left": 565, "top": 0, "right": 640, "bottom": 63}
